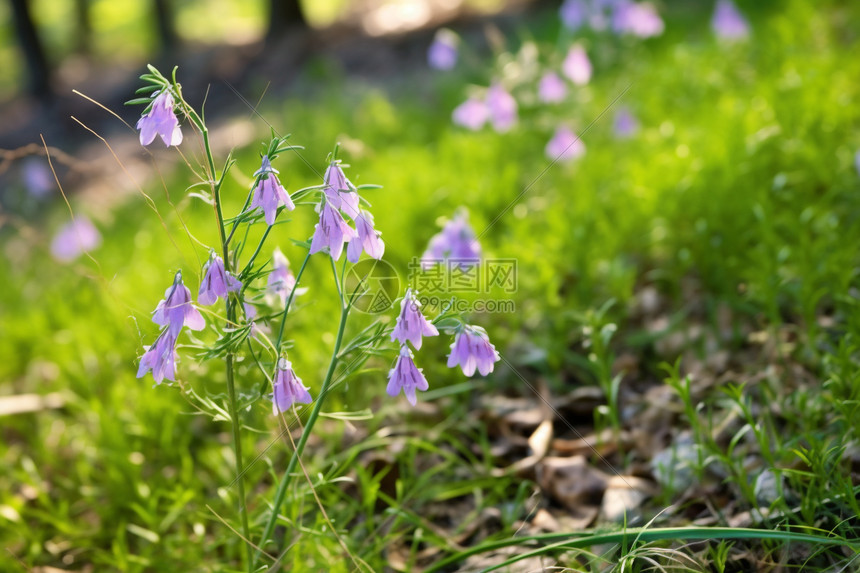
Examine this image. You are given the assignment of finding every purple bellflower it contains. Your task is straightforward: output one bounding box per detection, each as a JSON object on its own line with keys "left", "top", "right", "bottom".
{"left": 347, "top": 209, "right": 385, "bottom": 263}
{"left": 560, "top": 0, "right": 588, "bottom": 30}
{"left": 272, "top": 358, "right": 312, "bottom": 414}
{"left": 137, "top": 90, "right": 183, "bottom": 147}
{"left": 545, "top": 126, "right": 586, "bottom": 162}
{"left": 391, "top": 289, "right": 439, "bottom": 350}
{"left": 452, "top": 97, "right": 489, "bottom": 131}
{"left": 198, "top": 254, "right": 241, "bottom": 306}
{"left": 447, "top": 326, "right": 500, "bottom": 377}
{"left": 323, "top": 162, "right": 361, "bottom": 219}
{"left": 310, "top": 202, "right": 357, "bottom": 261}
{"left": 612, "top": 1, "right": 664, "bottom": 38}
{"left": 613, "top": 107, "right": 640, "bottom": 138}
{"left": 421, "top": 211, "right": 482, "bottom": 269}
{"left": 486, "top": 84, "right": 518, "bottom": 133}
{"left": 268, "top": 247, "right": 297, "bottom": 306}
{"left": 152, "top": 271, "right": 205, "bottom": 337}
{"left": 387, "top": 345, "right": 429, "bottom": 406}
{"left": 538, "top": 72, "right": 568, "bottom": 104}
{"left": 51, "top": 216, "right": 102, "bottom": 262}
{"left": 563, "top": 45, "right": 592, "bottom": 86}
{"left": 428, "top": 29, "right": 458, "bottom": 70}
{"left": 712, "top": 0, "right": 749, "bottom": 40}
{"left": 252, "top": 156, "right": 295, "bottom": 226}
{"left": 137, "top": 329, "right": 178, "bottom": 384}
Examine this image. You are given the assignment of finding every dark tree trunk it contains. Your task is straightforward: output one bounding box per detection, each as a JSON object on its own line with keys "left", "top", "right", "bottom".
{"left": 153, "top": 0, "right": 178, "bottom": 52}
{"left": 9, "top": 0, "right": 51, "bottom": 99}
{"left": 267, "top": 0, "right": 307, "bottom": 42}
{"left": 74, "top": 0, "right": 91, "bottom": 54}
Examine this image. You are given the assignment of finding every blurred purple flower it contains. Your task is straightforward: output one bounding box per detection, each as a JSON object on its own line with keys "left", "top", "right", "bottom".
{"left": 137, "top": 90, "right": 183, "bottom": 147}
{"left": 545, "top": 126, "right": 586, "bottom": 162}
{"left": 712, "top": 0, "right": 749, "bottom": 40}
{"left": 486, "top": 84, "right": 518, "bottom": 133}
{"left": 272, "top": 358, "right": 312, "bottom": 414}
{"left": 612, "top": 2, "right": 664, "bottom": 38}
{"left": 152, "top": 271, "right": 205, "bottom": 337}
{"left": 268, "top": 247, "right": 297, "bottom": 306}
{"left": 560, "top": 0, "right": 588, "bottom": 30}
{"left": 310, "top": 202, "right": 357, "bottom": 261}
{"left": 387, "top": 345, "right": 429, "bottom": 406}
{"left": 252, "top": 156, "right": 295, "bottom": 226}
{"left": 428, "top": 29, "right": 458, "bottom": 70}
{"left": 613, "top": 107, "right": 639, "bottom": 138}
{"left": 22, "top": 158, "right": 53, "bottom": 198}
{"left": 447, "top": 326, "right": 500, "bottom": 377}
{"left": 323, "top": 162, "right": 361, "bottom": 219}
{"left": 198, "top": 254, "right": 241, "bottom": 306}
{"left": 391, "top": 289, "right": 439, "bottom": 350}
{"left": 347, "top": 210, "right": 385, "bottom": 263}
{"left": 452, "top": 97, "right": 489, "bottom": 131}
{"left": 421, "top": 211, "right": 481, "bottom": 269}
{"left": 50, "top": 216, "right": 102, "bottom": 262}
{"left": 562, "top": 45, "right": 592, "bottom": 86}
{"left": 538, "top": 72, "right": 568, "bottom": 103}
{"left": 137, "top": 329, "right": 177, "bottom": 384}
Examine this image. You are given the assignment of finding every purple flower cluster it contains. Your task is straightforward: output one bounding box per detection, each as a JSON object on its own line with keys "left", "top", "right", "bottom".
{"left": 545, "top": 126, "right": 586, "bottom": 162}
{"left": 452, "top": 84, "right": 518, "bottom": 133}
{"left": 427, "top": 29, "right": 459, "bottom": 71}
{"left": 560, "top": 0, "right": 664, "bottom": 38}
{"left": 138, "top": 271, "right": 205, "bottom": 383}
{"left": 387, "top": 288, "right": 501, "bottom": 405}
{"left": 311, "top": 161, "right": 384, "bottom": 262}
{"left": 252, "top": 156, "right": 295, "bottom": 226}
{"left": 137, "top": 90, "right": 183, "bottom": 147}
{"left": 421, "top": 211, "right": 481, "bottom": 270}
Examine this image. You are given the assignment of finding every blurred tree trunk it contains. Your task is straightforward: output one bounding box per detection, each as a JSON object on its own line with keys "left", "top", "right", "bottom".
{"left": 74, "top": 0, "right": 91, "bottom": 54}
{"left": 266, "top": 0, "right": 307, "bottom": 42}
{"left": 10, "top": 0, "right": 51, "bottom": 99}
{"left": 153, "top": 0, "right": 178, "bottom": 52}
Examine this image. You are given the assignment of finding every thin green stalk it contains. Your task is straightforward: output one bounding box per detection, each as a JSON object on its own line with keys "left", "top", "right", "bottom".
{"left": 275, "top": 252, "right": 312, "bottom": 350}
{"left": 189, "top": 101, "right": 253, "bottom": 572}
{"left": 253, "top": 300, "right": 351, "bottom": 567}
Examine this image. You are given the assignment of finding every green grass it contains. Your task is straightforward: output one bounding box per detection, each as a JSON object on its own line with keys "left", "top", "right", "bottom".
{"left": 2, "top": 0, "right": 860, "bottom": 570}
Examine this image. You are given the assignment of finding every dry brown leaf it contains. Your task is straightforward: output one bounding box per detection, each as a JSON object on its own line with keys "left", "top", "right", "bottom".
{"left": 536, "top": 456, "right": 609, "bottom": 521}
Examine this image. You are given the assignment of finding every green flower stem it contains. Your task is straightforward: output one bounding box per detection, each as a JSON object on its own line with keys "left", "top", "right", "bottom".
{"left": 253, "top": 299, "right": 351, "bottom": 568}
{"left": 188, "top": 102, "right": 253, "bottom": 572}
{"left": 275, "top": 251, "right": 311, "bottom": 350}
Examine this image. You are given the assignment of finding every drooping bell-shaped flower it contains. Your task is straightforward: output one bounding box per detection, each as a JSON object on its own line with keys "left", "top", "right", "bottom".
{"left": 347, "top": 210, "right": 385, "bottom": 263}
{"left": 711, "top": 0, "right": 749, "bottom": 40}
{"left": 309, "top": 201, "right": 357, "bottom": 261}
{"left": 323, "top": 162, "right": 361, "bottom": 219}
{"left": 271, "top": 358, "right": 312, "bottom": 414}
{"left": 137, "top": 90, "right": 183, "bottom": 147}
{"left": 428, "top": 29, "right": 458, "bottom": 70}
{"left": 613, "top": 107, "right": 639, "bottom": 138}
{"left": 252, "top": 156, "right": 295, "bottom": 226}
{"left": 421, "top": 211, "right": 482, "bottom": 269}
{"left": 136, "top": 329, "right": 178, "bottom": 384}
{"left": 447, "top": 326, "right": 500, "bottom": 377}
{"left": 545, "top": 126, "right": 586, "bottom": 162}
{"left": 387, "top": 345, "right": 429, "bottom": 406}
{"left": 268, "top": 247, "right": 297, "bottom": 306}
{"left": 391, "top": 289, "right": 439, "bottom": 350}
{"left": 486, "top": 84, "right": 518, "bottom": 133}
{"left": 452, "top": 97, "right": 489, "bottom": 131}
{"left": 538, "top": 72, "right": 568, "bottom": 104}
{"left": 562, "top": 45, "right": 592, "bottom": 86}
{"left": 51, "top": 216, "right": 102, "bottom": 262}
{"left": 612, "top": 1, "right": 664, "bottom": 38}
{"left": 198, "top": 254, "right": 241, "bottom": 306}
{"left": 152, "top": 271, "right": 205, "bottom": 336}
